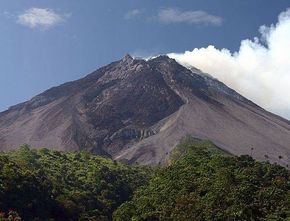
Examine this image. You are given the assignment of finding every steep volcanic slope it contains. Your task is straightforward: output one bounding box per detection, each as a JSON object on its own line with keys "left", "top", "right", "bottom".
{"left": 1, "top": 54, "right": 290, "bottom": 166}
{"left": 116, "top": 57, "right": 290, "bottom": 166}
{"left": 0, "top": 55, "right": 183, "bottom": 156}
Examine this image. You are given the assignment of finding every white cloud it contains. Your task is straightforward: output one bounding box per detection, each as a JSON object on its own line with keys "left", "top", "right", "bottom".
{"left": 3, "top": 11, "right": 14, "bottom": 19}
{"left": 158, "top": 8, "right": 223, "bottom": 26}
{"left": 17, "top": 8, "right": 69, "bottom": 29}
{"left": 125, "top": 9, "right": 142, "bottom": 20}
{"left": 168, "top": 8, "right": 290, "bottom": 119}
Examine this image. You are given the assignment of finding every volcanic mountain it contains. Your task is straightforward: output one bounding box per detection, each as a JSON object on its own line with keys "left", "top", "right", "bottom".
{"left": 1, "top": 54, "right": 290, "bottom": 166}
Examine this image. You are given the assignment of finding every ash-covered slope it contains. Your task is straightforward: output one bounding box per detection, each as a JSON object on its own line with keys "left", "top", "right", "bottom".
{"left": 0, "top": 55, "right": 183, "bottom": 156}
{"left": 1, "top": 54, "right": 290, "bottom": 166}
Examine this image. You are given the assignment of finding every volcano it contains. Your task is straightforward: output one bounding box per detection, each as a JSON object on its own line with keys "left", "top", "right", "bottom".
{"left": 1, "top": 54, "right": 290, "bottom": 166}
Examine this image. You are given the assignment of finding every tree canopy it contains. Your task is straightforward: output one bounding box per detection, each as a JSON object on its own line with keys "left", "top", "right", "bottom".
{"left": 0, "top": 145, "right": 150, "bottom": 221}
{"left": 113, "top": 139, "right": 290, "bottom": 221}
{"left": 1, "top": 139, "right": 290, "bottom": 221}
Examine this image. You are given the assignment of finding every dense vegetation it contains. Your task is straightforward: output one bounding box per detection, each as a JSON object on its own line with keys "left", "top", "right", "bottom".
{"left": 113, "top": 138, "right": 290, "bottom": 221}
{"left": 1, "top": 139, "right": 290, "bottom": 220}
{"left": 0, "top": 145, "right": 150, "bottom": 221}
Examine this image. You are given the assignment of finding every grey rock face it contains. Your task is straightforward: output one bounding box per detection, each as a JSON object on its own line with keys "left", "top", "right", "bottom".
{"left": 1, "top": 55, "right": 290, "bottom": 166}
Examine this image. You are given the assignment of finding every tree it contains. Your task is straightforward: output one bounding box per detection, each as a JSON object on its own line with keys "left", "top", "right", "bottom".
{"left": 0, "top": 210, "right": 21, "bottom": 221}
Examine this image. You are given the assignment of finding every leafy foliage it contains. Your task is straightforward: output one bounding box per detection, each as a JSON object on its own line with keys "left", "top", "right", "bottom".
{"left": 113, "top": 139, "right": 290, "bottom": 221}
{"left": 2, "top": 140, "right": 290, "bottom": 221}
{"left": 0, "top": 145, "right": 150, "bottom": 221}
{"left": 0, "top": 210, "right": 21, "bottom": 221}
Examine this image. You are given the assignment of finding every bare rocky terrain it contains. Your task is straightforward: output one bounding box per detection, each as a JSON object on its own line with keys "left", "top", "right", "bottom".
{"left": 1, "top": 54, "right": 290, "bottom": 166}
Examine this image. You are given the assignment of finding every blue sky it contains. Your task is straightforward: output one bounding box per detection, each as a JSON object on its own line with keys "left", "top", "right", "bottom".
{"left": 0, "top": 0, "right": 289, "bottom": 112}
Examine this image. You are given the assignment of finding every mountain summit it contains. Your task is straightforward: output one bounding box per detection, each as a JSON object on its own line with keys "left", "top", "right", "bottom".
{"left": 1, "top": 54, "right": 290, "bottom": 165}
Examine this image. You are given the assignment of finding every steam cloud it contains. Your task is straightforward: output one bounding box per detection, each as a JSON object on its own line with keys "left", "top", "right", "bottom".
{"left": 168, "top": 9, "right": 290, "bottom": 119}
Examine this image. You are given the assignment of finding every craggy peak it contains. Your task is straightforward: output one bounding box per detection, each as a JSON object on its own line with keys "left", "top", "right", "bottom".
{"left": 1, "top": 55, "right": 290, "bottom": 166}
{"left": 1, "top": 2, "right": 290, "bottom": 220}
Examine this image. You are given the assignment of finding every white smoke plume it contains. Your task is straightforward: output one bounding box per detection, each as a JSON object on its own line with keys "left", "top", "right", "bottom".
{"left": 168, "top": 9, "right": 290, "bottom": 119}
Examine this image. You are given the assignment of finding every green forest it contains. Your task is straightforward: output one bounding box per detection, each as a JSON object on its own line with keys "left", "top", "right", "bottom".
{"left": 1, "top": 139, "right": 290, "bottom": 221}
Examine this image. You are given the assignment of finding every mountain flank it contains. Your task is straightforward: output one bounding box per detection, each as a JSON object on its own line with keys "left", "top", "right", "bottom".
{"left": 1, "top": 54, "right": 290, "bottom": 166}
